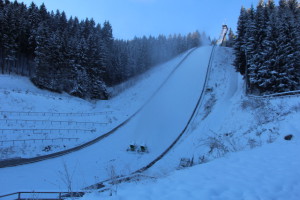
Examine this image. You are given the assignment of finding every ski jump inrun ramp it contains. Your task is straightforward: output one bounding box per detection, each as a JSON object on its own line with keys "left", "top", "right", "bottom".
{"left": 0, "top": 46, "right": 215, "bottom": 194}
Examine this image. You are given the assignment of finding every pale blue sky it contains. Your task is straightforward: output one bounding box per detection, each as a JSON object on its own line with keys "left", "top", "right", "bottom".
{"left": 18, "top": 0, "right": 279, "bottom": 40}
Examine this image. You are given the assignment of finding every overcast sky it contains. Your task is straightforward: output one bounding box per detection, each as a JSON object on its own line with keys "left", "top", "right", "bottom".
{"left": 18, "top": 0, "right": 279, "bottom": 40}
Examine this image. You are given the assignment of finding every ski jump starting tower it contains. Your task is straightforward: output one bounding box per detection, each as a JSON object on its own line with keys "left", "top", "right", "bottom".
{"left": 217, "top": 24, "right": 228, "bottom": 46}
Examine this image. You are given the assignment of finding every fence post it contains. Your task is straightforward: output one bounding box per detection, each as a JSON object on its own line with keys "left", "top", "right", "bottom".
{"left": 18, "top": 192, "right": 21, "bottom": 200}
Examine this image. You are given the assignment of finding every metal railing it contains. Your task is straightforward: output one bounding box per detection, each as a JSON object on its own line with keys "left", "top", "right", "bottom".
{"left": 0, "top": 191, "right": 84, "bottom": 200}
{"left": 0, "top": 128, "right": 95, "bottom": 134}
{"left": 0, "top": 138, "right": 79, "bottom": 146}
{"left": 248, "top": 90, "right": 300, "bottom": 99}
{"left": 0, "top": 110, "right": 113, "bottom": 117}
{"left": 0, "top": 119, "right": 108, "bottom": 126}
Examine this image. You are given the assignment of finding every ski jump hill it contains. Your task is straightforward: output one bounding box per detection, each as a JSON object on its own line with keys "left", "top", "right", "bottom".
{"left": 0, "top": 45, "right": 215, "bottom": 194}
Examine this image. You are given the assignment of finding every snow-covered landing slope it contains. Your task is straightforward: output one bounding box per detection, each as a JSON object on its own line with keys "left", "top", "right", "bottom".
{"left": 146, "top": 47, "right": 300, "bottom": 174}
{"left": 0, "top": 50, "right": 192, "bottom": 160}
{"left": 88, "top": 47, "right": 300, "bottom": 200}
{"left": 0, "top": 46, "right": 213, "bottom": 194}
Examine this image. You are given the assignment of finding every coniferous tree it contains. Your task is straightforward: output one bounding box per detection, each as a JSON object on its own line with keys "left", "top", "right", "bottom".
{"left": 226, "top": 28, "right": 235, "bottom": 47}
{"left": 0, "top": 1, "right": 205, "bottom": 99}
{"left": 234, "top": 0, "right": 300, "bottom": 94}
{"left": 257, "top": 0, "right": 278, "bottom": 92}
{"left": 234, "top": 7, "right": 248, "bottom": 75}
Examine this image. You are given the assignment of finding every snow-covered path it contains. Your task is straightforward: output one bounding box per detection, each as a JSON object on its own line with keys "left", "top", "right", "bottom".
{"left": 0, "top": 46, "right": 213, "bottom": 194}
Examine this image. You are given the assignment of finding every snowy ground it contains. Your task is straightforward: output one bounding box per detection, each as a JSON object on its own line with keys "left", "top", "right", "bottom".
{"left": 83, "top": 47, "right": 300, "bottom": 200}
{"left": 1, "top": 46, "right": 299, "bottom": 200}
{"left": 0, "top": 49, "right": 192, "bottom": 160}
{"left": 83, "top": 139, "right": 300, "bottom": 200}
{"left": 0, "top": 46, "right": 212, "bottom": 195}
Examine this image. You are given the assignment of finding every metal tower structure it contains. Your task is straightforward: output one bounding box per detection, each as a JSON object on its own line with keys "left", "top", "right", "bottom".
{"left": 216, "top": 24, "right": 228, "bottom": 46}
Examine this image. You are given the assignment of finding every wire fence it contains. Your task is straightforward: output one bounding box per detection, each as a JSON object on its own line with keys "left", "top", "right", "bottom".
{"left": 248, "top": 90, "right": 300, "bottom": 99}
{"left": 0, "top": 137, "right": 79, "bottom": 146}
{"left": 0, "top": 118, "right": 108, "bottom": 126}
{"left": 0, "top": 88, "right": 64, "bottom": 99}
{"left": 0, "top": 128, "right": 95, "bottom": 134}
{"left": 0, "top": 110, "right": 113, "bottom": 117}
{"left": 0, "top": 191, "right": 84, "bottom": 200}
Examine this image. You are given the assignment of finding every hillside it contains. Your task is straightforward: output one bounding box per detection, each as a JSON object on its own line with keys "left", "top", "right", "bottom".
{"left": 0, "top": 46, "right": 211, "bottom": 194}
{"left": 0, "top": 46, "right": 299, "bottom": 200}
{"left": 0, "top": 50, "right": 192, "bottom": 160}
{"left": 84, "top": 46, "right": 300, "bottom": 199}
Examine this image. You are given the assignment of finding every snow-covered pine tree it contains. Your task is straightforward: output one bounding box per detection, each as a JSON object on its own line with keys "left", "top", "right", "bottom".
{"left": 0, "top": 0, "right": 202, "bottom": 99}
{"left": 244, "top": 5, "right": 259, "bottom": 93}
{"left": 0, "top": 0, "right": 5, "bottom": 74}
{"left": 287, "top": 0, "right": 300, "bottom": 88}
{"left": 101, "top": 21, "right": 113, "bottom": 72}
{"left": 234, "top": 0, "right": 300, "bottom": 94}
{"left": 226, "top": 28, "right": 235, "bottom": 47}
{"left": 1, "top": 1, "right": 18, "bottom": 74}
{"left": 88, "top": 22, "right": 108, "bottom": 99}
{"left": 233, "top": 6, "right": 248, "bottom": 75}
{"left": 257, "top": 0, "right": 279, "bottom": 93}
{"left": 254, "top": 0, "right": 273, "bottom": 93}
{"left": 275, "top": 0, "right": 299, "bottom": 92}
{"left": 32, "top": 22, "right": 54, "bottom": 91}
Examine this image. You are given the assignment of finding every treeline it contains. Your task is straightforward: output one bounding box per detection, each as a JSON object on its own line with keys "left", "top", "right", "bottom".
{"left": 0, "top": 0, "right": 207, "bottom": 99}
{"left": 109, "top": 32, "right": 207, "bottom": 86}
{"left": 234, "top": 0, "right": 300, "bottom": 94}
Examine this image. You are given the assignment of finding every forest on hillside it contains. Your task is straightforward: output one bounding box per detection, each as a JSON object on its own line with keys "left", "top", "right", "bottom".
{"left": 0, "top": 0, "right": 207, "bottom": 99}
{"left": 234, "top": 0, "right": 300, "bottom": 94}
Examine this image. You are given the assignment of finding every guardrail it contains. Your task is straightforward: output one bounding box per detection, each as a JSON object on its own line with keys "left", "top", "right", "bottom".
{"left": 0, "top": 119, "right": 108, "bottom": 126}
{"left": 0, "top": 110, "right": 113, "bottom": 117}
{"left": 0, "top": 191, "right": 84, "bottom": 200}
